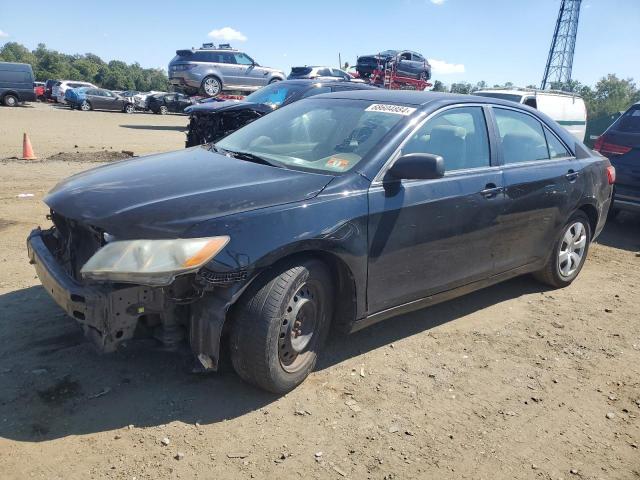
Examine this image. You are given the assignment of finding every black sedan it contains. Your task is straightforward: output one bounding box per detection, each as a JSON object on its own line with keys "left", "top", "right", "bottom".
{"left": 27, "top": 91, "right": 613, "bottom": 393}
{"left": 184, "top": 79, "right": 374, "bottom": 146}
{"left": 148, "top": 92, "right": 194, "bottom": 114}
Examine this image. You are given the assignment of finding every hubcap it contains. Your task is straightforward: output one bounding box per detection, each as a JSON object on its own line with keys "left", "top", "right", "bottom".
{"left": 278, "top": 285, "right": 319, "bottom": 371}
{"left": 81, "top": 102, "right": 90, "bottom": 111}
{"left": 558, "top": 221, "right": 587, "bottom": 278}
{"left": 7, "top": 97, "right": 16, "bottom": 106}
{"left": 204, "top": 78, "right": 220, "bottom": 95}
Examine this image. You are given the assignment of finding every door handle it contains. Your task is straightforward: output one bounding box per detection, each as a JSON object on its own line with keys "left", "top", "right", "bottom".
{"left": 565, "top": 169, "right": 580, "bottom": 182}
{"left": 480, "top": 183, "right": 503, "bottom": 199}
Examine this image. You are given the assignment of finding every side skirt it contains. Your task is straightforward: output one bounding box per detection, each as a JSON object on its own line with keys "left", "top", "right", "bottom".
{"left": 349, "top": 263, "right": 539, "bottom": 333}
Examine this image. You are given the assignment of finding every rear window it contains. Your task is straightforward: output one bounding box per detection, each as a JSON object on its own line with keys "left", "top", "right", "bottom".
{"left": 612, "top": 106, "right": 640, "bottom": 133}
{"left": 291, "top": 67, "right": 312, "bottom": 76}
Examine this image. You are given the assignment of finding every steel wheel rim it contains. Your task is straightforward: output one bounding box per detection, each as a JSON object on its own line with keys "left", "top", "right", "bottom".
{"left": 278, "top": 283, "right": 320, "bottom": 373}
{"left": 6, "top": 96, "right": 16, "bottom": 106}
{"left": 558, "top": 221, "right": 586, "bottom": 278}
{"left": 204, "top": 78, "right": 220, "bottom": 95}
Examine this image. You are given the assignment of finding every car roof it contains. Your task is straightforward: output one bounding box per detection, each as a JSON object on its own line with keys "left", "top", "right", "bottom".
{"left": 316, "top": 90, "right": 486, "bottom": 106}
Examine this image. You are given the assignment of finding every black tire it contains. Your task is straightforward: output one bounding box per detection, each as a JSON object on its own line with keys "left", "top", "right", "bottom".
{"left": 201, "top": 76, "right": 222, "bottom": 98}
{"left": 533, "top": 211, "right": 591, "bottom": 288}
{"left": 3, "top": 94, "right": 18, "bottom": 107}
{"left": 230, "top": 259, "right": 334, "bottom": 393}
{"left": 159, "top": 105, "right": 168, "bottom": 115}
{"left": 124, "top": 103, "right": 135, "bottom": 114}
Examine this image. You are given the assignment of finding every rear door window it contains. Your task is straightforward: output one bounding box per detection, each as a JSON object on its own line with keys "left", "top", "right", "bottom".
{"left": 544, "top": 128, "right": 571, "bottom": 158}
{"left": 402, "top": 106, "right": 491, "bottom": 171}
{"left": 613, "top": 106, "right": 640, "bottom": 133}
{"left": 493, "top": 108, "right": 550, "bottom": 164}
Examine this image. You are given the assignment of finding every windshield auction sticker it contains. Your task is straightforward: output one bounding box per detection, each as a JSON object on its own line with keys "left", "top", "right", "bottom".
{"left": 365, "top": 104, "right": 417, "bottom": 115}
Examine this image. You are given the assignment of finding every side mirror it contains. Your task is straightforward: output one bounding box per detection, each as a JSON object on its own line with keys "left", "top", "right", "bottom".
{"left": 388, "top": 153, "right": 445, "bottom": 180}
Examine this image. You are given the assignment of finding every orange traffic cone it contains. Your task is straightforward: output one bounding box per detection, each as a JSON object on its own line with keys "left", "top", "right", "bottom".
{"left": 22, "top": 133, "right": 37, "bottom": 160}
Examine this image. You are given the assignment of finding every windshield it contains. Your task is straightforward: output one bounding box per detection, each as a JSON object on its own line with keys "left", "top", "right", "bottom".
{"left": 244, "top": 83, "right": 306, "bottom": 108}
{"left": 472, "top": 92, "right": 523, "bottom": 103}
{"left": 215, "top": 99, "right": 409, "bottom": 174}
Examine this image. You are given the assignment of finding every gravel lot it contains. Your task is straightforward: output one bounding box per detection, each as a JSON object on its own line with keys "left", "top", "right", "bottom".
{"left": 0, "top": 104, "right": 639, "bottom": 479}
{"left": 0, "top": 102, "right": 187, "bottom": 159}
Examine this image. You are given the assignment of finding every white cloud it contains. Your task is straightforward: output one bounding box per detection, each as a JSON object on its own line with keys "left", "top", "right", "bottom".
{"left": 430, "top": 0, "right": 446, "bottom": 5}
{"left": 208, "top": 27, "right": 247, "bottom": 42}
{"left": 0, "top": 30, "right": 9, "bottom": 38}
{"left": 429, "top": 58, "right": 465, "bottom": 75}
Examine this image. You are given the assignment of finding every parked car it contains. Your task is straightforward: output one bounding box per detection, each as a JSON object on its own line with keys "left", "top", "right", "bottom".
{"left": 356, "top": 50, "right": 431, "bottom": 81}
{"left": 65, "top": 87, "right": 135, "bottom": 113}
{"left": 0, "top": 62, "right": 36, "bottom": 106}
{"left": 473, "top": 88, "right": 587, "bottom": 141}
{"left": 44, "top": 79, "right": 59, "bottom": 101}
{"left": 594, "top": 102, "right": 639, "bottom": 215}
{"left": 33, "top": 81, "right": 45, "bottom": 101}
{"left": 54, "top": 80, "right": 97, "bottom": 103}
{"left": 147, "top": 92, "right": 194, "bottom": 114}
{"left": 287, "top": 66, "right": 351, "bottom": 81}
{"left": 27, "top": 90, "right": 613, "bottom": 393}
{"left": 168, "top": 43, "right": 285, "bottom": 97}
{"left": 185, "top": 79, "right": 374, "bottom": 146}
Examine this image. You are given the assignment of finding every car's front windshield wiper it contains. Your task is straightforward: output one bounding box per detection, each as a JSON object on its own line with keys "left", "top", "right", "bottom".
{"left": 223, "top": 149, "right": 276, "bottom": 167}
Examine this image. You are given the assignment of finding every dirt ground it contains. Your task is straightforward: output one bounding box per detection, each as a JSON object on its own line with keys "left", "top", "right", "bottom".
{"left": 0, "top": 108, "right": 639, "bottom": 479}
{"left": 0, "top": 102, "right": 187, "bottom": 159}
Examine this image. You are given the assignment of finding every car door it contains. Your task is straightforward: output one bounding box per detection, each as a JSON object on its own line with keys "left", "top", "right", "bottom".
{"left": 490, "top": 106, "right": 580, "bottom": 272}
{"left": 163, "top": 94, "right": 176, "bottom": 112}
{"left": 175, "top": 93, "right": 192, "bottom": 112}
{"left": 86, "top": 89, "right": 105, "bottom": 109}
{"left": 101, "top": 90, "right": 121, "bottom": 111}
{"left": 235, "top": 53, "right": 271, "bottom": 87}
{"left": 367, "top": 105, "right": 505, "bottom": 314}
{"left": 396, "top": 51, "right": 415, "bottom": 78}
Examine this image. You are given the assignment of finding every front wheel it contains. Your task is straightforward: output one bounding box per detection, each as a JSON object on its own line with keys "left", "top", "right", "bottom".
{"left": 534, "top": 211, "right": 591, "bottom": 288}
{"left": 3, "top": 94, "right": 18, "bottom": 107}
{"left": 159, "top": 105, "right": 168, "bottom": 115}
{"left": 230, "top": 259, "right": 334, "bottom": 393}
{"left": 124, "top": 103, "right": 135, "bottom": 114}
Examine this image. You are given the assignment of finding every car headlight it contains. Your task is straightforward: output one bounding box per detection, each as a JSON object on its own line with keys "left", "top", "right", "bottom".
{"left": 80, "top": 236, "right": 229, "bottom": 285}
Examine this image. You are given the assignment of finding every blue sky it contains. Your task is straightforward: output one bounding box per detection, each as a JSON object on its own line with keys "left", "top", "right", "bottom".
{"left": 0, "top": 0, "right": 638, "bottom": 87}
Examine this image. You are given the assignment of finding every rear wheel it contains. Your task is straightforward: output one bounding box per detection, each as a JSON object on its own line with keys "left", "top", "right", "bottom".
{"left": 201, "top": 76, "right": 222, "bottom": 97}
{"left": 80, "top": 100, "right": 91, "bottom": 111}
{"left": 534, "top": 211, "right": 591, "bottom": 288}
{"left": 159, "top": 105, "right": 168, "bottom": 115}
{"left": 230, "top": 259, "right": 333, "bottom": 393}
{"left": 3, "top": 94, "right": 18, "bottom": 107}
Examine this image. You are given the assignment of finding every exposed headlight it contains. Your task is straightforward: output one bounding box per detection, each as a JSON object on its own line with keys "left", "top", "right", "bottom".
{"left": 80, "top": 236, "right": 229, "bottom": 285}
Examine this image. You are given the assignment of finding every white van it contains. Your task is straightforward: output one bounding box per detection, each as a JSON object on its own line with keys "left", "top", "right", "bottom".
{"left": 473, "top": 88, "right": 587, "bottom": 142}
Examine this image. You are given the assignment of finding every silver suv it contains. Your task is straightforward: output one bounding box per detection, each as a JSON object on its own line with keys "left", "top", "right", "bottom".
{"left": 168, "top": 44, "right": 285, "bottom": 97}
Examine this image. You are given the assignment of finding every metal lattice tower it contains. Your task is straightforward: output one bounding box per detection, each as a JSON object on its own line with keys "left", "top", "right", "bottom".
{"left": 541, "top": 0, "right": 582, "bottom": 90}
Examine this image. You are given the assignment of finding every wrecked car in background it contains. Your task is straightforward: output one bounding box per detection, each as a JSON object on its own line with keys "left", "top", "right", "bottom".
{"left": 147, "top": 92, "right": 195, "bottom": 114}
{"left": 356, "top": 50, "right": 431, "bottom": 80}
{"left": 184, "top": 79, "right": 373, "bottom": 146}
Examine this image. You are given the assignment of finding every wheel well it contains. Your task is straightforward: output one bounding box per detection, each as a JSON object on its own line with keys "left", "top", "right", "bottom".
{"left": 1, "top": 91, "right": 19, "bottom": 101}
{"left": 578, "top": 203, "right": 598, "bottom": 235}
{"left": 229, "top": 250, "right": 358, "bottom": 335}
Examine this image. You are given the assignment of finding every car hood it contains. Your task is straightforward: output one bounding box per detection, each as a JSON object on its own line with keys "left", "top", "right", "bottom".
{"left": 45, "top": 147, "right": 335, "bottom": 239}
{"left": 186, "top": 100, "right": 273, "bottom": 115}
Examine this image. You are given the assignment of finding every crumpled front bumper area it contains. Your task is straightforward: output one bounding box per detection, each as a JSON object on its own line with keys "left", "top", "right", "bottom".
{"left": 27, "top": 228, "right": 165, "bottom": 353}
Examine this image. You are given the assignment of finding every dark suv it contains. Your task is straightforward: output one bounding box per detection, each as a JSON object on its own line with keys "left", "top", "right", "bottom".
{"left": 168, "top": 43, "right": 285, "bottom": 98}
{"left": 594, "top": 102, "right": 640, "bottom": 215}
{"left": 0, "top": 62, "right": 36, "bottom": 106}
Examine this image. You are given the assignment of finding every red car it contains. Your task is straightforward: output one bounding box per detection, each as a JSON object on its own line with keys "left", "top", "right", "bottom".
{"left": 34, "top": 82, "right": 45, "bottom": 101}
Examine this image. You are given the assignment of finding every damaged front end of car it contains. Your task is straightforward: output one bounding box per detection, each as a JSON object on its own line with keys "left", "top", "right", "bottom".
{"left": 185, "top": 104, "right": 270, "bottom": 147}
{"left": 27, "top": 212, "right": 242, "bottom": 369}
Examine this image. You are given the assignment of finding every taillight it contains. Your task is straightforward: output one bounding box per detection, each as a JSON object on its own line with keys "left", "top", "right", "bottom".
{"left": 594, "top": 135, "right": 632, "bottom": 156}
{"left": 606, "top": 165, "right": 616, "bottom": 184}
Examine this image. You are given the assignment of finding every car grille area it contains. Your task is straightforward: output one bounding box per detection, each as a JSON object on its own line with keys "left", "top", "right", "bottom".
{"left": 48, "top": 212, "right": 105, "bottom": 281}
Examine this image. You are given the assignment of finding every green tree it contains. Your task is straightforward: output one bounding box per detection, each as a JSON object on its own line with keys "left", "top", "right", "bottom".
{"left": 450, "top": 82, "right": 472, "bottom": 94}
{"left": 431, "top": 80, "right": 446, "bottom": 92}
